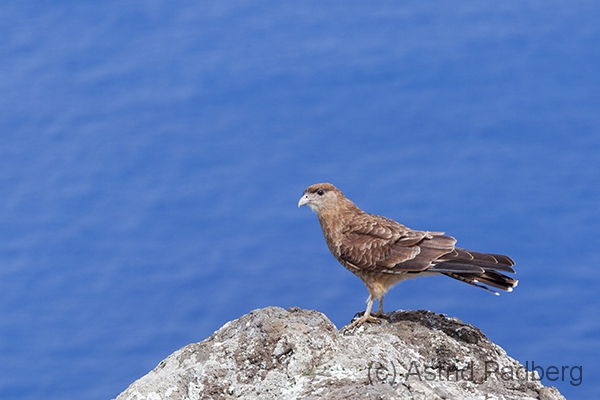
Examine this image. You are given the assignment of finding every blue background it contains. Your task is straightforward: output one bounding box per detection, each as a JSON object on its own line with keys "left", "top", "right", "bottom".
{"left": 1, "top": 1, "right": 598, "bottom": 399}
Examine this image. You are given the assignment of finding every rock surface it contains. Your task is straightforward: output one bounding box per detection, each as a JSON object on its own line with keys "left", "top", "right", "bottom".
{"left": 115, "top": 306, "right": 565, "bottom": 400}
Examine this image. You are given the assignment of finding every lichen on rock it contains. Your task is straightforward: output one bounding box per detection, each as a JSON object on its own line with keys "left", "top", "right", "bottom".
{"left": 115, "top": 306, "right": 565, "bottom": 400}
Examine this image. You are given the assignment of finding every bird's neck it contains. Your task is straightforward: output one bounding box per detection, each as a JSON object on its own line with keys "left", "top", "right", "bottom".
{"left": 316, "top": 198, "right": 362, "bottom": 256}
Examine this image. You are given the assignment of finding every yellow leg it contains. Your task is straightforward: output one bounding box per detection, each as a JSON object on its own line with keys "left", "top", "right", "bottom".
{"left": 340, "top": 295, "right": 381, "bottom": 334}
{"left": 376, "top": 296, "right": 384, "bottom": 316}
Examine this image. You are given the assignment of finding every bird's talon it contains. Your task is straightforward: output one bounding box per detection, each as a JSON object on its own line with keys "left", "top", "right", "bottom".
{"left": 340, "top": 313, "right": 386, "bottom": 334}
{"left": 373, "top": 312, "right": 390, "bottom": 321}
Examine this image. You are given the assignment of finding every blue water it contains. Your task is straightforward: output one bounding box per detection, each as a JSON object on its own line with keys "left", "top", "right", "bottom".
{"left": 1, "top": 1, "right": 599, "bottom": 399}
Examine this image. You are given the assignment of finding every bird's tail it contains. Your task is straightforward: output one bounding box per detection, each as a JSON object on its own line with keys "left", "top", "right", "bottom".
{"left": 443, "top": 271, "right": 518, "bottom": 295}
{"left": 429, "top": 247, "right": 518, "bottom": 295}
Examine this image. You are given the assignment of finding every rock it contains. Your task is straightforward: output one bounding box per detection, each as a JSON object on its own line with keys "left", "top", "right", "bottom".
{"left": 115, "top": 306, "right": 565, "bottom": 400}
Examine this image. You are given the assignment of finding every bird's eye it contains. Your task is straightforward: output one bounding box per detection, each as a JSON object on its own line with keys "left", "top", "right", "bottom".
{"left": 317, "top": 189, "right": 325, "bottom": 196}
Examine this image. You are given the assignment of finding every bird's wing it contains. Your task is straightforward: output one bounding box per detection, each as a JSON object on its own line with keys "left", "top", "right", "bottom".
{"left": 339, "top": 213, "right": 457, "bottom": 273}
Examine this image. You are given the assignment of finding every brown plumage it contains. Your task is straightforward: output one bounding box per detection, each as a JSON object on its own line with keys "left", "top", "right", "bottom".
{"left": 298, "top": 183, "right": 517, "bottom": 331}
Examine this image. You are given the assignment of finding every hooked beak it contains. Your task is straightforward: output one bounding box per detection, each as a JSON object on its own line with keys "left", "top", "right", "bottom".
{"left": 298, "top": 194, "right": 310, "bottom": 208}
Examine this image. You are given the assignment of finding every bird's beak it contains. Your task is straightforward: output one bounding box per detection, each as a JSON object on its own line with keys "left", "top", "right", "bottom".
{"left": 298, "top": 194, "right": 310, "bottom": 208}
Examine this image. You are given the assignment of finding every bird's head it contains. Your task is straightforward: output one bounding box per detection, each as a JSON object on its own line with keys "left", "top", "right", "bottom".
{"left": 298, "top": 183, "right": 343, "bottom": 213}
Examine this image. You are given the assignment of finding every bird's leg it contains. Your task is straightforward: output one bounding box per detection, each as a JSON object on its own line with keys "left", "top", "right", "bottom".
{"left": 340, "top": 295, "right": 380, "bottom": 334}
{"left": 372, "top": 296, "right": 389, "bottom": 320}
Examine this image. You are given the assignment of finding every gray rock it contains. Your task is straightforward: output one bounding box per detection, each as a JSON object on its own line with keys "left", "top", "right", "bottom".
{"left": 115, "top": 307, "right": 565, "bottom": 400}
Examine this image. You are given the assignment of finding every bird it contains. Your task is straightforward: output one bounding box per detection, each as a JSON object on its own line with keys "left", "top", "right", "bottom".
{"left": 298, "top": 183, "right": 517, "bottom": 332}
